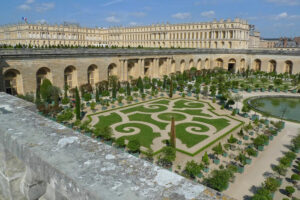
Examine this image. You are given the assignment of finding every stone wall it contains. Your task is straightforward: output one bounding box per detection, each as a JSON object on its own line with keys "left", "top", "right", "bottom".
{"left": 0, "top": 92, "right": 235, "bottom": 200}
{"left": 1, "top": 48, "right": 299, "bottom": 95}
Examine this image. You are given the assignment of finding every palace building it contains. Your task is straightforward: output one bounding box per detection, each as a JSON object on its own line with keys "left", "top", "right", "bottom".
{"left": 0, "top": 18, "right": 250, "bottom": 49}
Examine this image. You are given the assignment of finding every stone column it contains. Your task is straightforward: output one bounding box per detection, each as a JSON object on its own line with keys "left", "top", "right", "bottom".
{"left": 166, "top": 58, "right": 172, "bottom": 75}
{"left": 0, "top": 143, "right": 26, "bottom": 200}
{"left": 138, "top": 59, "right": 144, "bottom": 78}
{"left": 124, "top": 60, "right": 128, "bottom": 81}
{"left": 153, "top": 58, "right": 159, "bottom": 78}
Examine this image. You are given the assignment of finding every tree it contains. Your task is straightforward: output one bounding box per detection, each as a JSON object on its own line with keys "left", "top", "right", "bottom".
{"left": 75, "top": 87, "right": 81, "bottom": 120}
{"left": 212, "top": 143, "right": 223, "bottom": 157}
{"left": 263, "top": 177, "right": 280, "bottom": 193}
{"left": 158, "top": 146, "right": 176, "bottom": 167}
{"left": 35, "top": 87, "right": 41, "bottom": 105}
{"left": 112, "top": 82, "right": 117, "bottom": 99}
{"left": 285, "top": 186, "right": 295, "bottom": 197}
{"left": 228, "top": 134, "right": 238, "bottom": 144}
{"left": 126, "top": 82, "right": 131, "bottom": 96}
{"left": 185, "top": 160, "right": 203, "bottom": 179}
{"left": 95, "top": 88, "right": 100, "bottom": 102}
{"left": 128, "top": 139, "right": 140, "bottom": 152}
{"left": 202, "top": 152, "right": 210, "bottom": 165}
{"left": 94, "top": 126, "right": 112, "bottom": 140}
{"left": 232, "top": 93, "right": 243, "bottom": 109}
{"left": 40, "top": 79, "right": 53, "bottom": 103}
{"left": 205, "top": 169, "right": 231, "bottom": 192}
{"left": 251, "top": 187, "right": 272, "bottom": 200}
{"left": 169, "top": 79, "right": 173, "bottom": 98}
{"left": 170, "top": 117, "right": 176, "bottom": 148}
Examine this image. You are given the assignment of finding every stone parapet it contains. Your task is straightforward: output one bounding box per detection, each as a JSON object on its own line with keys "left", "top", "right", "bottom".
{"left": 0, "top": 93, "right": 235, "bottom": 200}
{"left": 1, "top": 48, "right": 300, "bottom": 59}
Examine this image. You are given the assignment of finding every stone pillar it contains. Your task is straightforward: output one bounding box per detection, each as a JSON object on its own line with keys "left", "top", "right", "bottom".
{"left": 153, "top": 58, "right": 159, "bottom": 78}
{"left": 138, "top": 59, "right": 144, "bottom": 78}
{"left": 124, "top": 60, "right": 128, "bottom": 81}
{"left": 118, "top": 60, "right": 123, "bottom": 81}
{"left": 0, "top": 143, "right": 26, "bottom": 200}
{"left": 20, "top": 166, "right": 47, "bottom": 200}
{"left": 166, "top": 58, "right": 172, "bottom": 75}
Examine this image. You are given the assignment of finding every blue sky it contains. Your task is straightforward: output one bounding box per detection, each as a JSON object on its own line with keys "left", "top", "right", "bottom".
{"left": 1, "top": 0, "right": 300, "bottom": 38}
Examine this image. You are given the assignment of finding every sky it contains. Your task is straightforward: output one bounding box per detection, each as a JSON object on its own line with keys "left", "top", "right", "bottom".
{"left": 1, "top": 0, "right": 300, "bottom": 38}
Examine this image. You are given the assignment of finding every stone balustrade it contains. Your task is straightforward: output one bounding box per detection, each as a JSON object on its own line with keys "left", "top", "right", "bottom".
{"left": 0, "top": 92, "right": 234, "bottom": 200}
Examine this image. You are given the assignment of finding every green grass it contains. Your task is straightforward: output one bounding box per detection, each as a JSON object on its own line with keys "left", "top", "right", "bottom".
{"left": 128, "top": 113, "right": 168, "bottom": 129}
{"left": 173, "top": 99, "right": 204, "bottom": 109}
{"left": 121, "top": 104, "right": 168, "bottom": 114}
{"left": 173, "top": 109, "right": 212, "bottom": 117}
{"left": 94, "top": 112, "right": 122, "bottom": 129}
{"left": 193, "top": 117, "right": 230, "bottom": 132}
{"left": 115, "top": 123, "right": 160, "bottom": 148}
{"left": 175, "top": 123, "right": 209, "bottom": 148}
{"left": 150, "top": 99, "right": 170, "bottom": 105}
{"left": 158, "top": 112, "right": 186, "bottom": 121}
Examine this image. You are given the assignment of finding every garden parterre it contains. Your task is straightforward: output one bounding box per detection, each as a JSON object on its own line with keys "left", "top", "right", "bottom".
{"left": 90, "top": 98, "right": 242, "bottom": 155}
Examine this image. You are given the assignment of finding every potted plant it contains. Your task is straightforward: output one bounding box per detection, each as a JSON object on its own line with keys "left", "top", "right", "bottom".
{"left": 212, "top": 143, "right": 223, "bottom": 165}
{"left": 285, "top": 186, "right": 295, "bottom": 197}
{"left": 291, "top": 174, "right": 300, "bottom": 185}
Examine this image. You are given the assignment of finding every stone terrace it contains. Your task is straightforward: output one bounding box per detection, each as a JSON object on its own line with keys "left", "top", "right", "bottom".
{"left": 0, "top": 92, "right": 235, "bottom": 200}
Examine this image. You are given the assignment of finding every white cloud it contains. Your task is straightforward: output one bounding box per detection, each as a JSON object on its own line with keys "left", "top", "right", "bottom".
{"left": 36, "top": 19, "right": 47, "bottom": 24}
{"left": 18, "top": 4, "right": 31, "bottom": 10}
{"left": 130, "top": 12, "right": 146, "bottom": 17}
{"left": 201, "top": 10, "right": 215, "bottom": 17}
{"left": 35, "top": 2, "right": 55, "bottom": 12}
{"left": 25, "top": 0, "right": 35, "bottom": 4}
{"left": 129, "top": 22, "right": 137, "bottom": 26}
{"left": 266, "top": 0, "right": 300, "bottom": 5}
{"left": 103, "top": 0, "right": 123, "bottom": 7}
{"left": 105, "top": 16, "right": 120, "bottom": 23}
{"left": 172, "top": 12, "right": 191, "bottom": 19}
{"left": 276, "top": 12, "right": 288, "bottom": 19}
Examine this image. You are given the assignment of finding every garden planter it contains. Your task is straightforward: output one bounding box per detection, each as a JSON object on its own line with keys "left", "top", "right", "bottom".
{"left": 149, "top": 96, "right": 152, "bottom": 99}
{"left": 292, "top": 89, "right": 297, "bottom": 93}
{"left": 259, "top": 124, "right": 263, "bottom": 128}
{"left": 275, "top": 88, "right": 280, "bottom": 92}
{"left": 223, "top": 152, "right": 228, "bottom": 157}
{"left": 295, "top": 148, "right": 300, "bottom": 153}
{"left": 243, "top": 113, "right": 249, "bottom": 118}
{"left": 196, "top": 173, "right": 203, "bottom": 178}
{"left": 264, "top": 120, "right": 269, "bottom": 126}
{"left": 203, "top": 167, "right": 209, "bottom": 173}
{"left": 277, "top": 178, "right": 283, "bottom": 186}
{"left": 102, "top": 107, "right": 107, "bottom": 111}
{"left": 243, "top": 135, "right": 249, "bottom": 140}
{"left": 247, "top": 88, "right": 252, "bottom": 93}
{"left": 187, "top": 92, "right": 192, "bottom": 97}
{"left": 118, "top": 103, "right": 123, "bottom": 106}
{"left": 264, "top": 140, "right": 269, "bottom": 146}
{"left": 269, "top": 135, "right": 273, "bottom": 140}
{"left": 234, "top": 108, "right": 239, "bottom": 114}
{"left": 237, "top": 140, "right": 242, "bottom": 145}
{"left": 130, "top": 152, "right": 140, "bottom": 158}
{"left": 261, "top": 88, "right": 265, "bottom": 92}
{"left": 251, "top": 114, "right": 259, "bottom": 121}
{"left": 237, "top": 165, "right": 244, "bottom": 173}
{"left": 213, "top": 158, "right": 220, "bottom": 165}
{"left": 258, "top": 145, "right": 264, "bottom": 151}
{"left": 232, "top": 89, "right": 238, "bottom": 93}
{"left": 111, "top": 105, "right": 115, "bottom": 108}
{"left": 160, "top": 93, "right": 164, "bottom": 97}
{"left": 230, "top": 145, "right": 236, "bottom": 151}
{"left": 246, "top": 158, "right": 252, "bottom": 164}
{"left": 135, "top": 99, "right": 138, "bottom": 102}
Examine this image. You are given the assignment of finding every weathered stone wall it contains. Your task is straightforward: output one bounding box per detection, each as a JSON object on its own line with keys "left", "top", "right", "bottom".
{"left": 0, "top": 48, "right": 299, "bottom": 94}
{"left": 0, "top": 92, "right": 235, "bottom": 200}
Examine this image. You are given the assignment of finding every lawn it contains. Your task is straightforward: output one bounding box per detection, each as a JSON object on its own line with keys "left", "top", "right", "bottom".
{"left": 115, "top": 123, "right": 161, "bottom": 148}
{"left": 158, "top": 112, "right": 186, "bottom": 121}
{"left": 175, "top": 123, "right": 209, "bottom": 148}
{"left": 94, "top": 112, "right": 122, "bottom": 129}
{"left": 173, "top": 99, "right": 204, "bottom": 109}
{"left": 150, "top": 99, "right": 170, "bottom": 105}
{"left": 121, "top": 104, "right": 168, "bottom": 114}
{"left": 193, "top": 117, "right": 230, "bottom": 132}
{"left": 128, "top": 113, "right": 168, "bottom": 129}
{"left": 173, "top": 109, "right": 212, "bottom": 117}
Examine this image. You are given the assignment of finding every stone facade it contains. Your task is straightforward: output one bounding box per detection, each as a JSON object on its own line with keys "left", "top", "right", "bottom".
{"left": 0, "top": 48, "right": 299, "bottom": 95}
{"left": 0, "top": 18, "right": 249, "bottom": 49}
{"left": 0, "top": 92, "right": 235, "bottom": 200}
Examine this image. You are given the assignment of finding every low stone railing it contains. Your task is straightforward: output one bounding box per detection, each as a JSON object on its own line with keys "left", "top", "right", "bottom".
{"left": 0, "top": 92, "right": 235, "bottom": 200}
